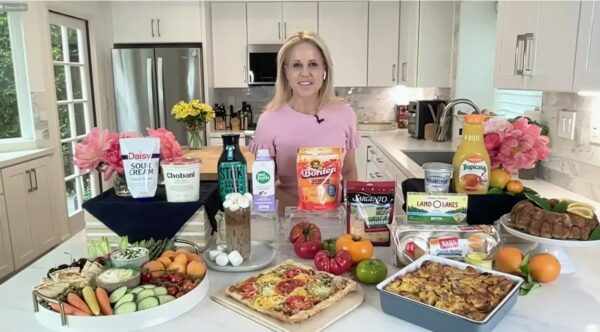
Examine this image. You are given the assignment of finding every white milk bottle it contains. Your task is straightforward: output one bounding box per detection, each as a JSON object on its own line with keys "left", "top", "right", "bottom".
{"left": 252, "top": 149, "right": 275, "bottom": 212}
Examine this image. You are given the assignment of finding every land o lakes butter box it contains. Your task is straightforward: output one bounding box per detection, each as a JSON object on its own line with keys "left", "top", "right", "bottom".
{"left": 406, "top": 192, "right": 468, "bottom": 224}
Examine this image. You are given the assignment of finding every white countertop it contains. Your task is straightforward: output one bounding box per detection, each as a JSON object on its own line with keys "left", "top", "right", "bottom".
{"left": 367, "top": 130, "right": 600, "bottom": 211}
{"left": 3, "top": 230, "right": 600, "bottom": 331}
{"left": 0, "top": 147, "right": 54, "bottom": 168}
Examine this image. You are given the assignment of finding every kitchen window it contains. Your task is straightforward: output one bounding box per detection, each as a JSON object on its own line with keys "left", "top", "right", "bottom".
{"left": 49, "top": 12, "right": 99, "bottom": 218}
{"left": 0, "top": 11, "right": 35, "bottom": 147}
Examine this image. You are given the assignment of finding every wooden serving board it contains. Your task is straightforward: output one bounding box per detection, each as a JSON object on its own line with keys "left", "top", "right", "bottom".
{"left": 211, "top": 285, "right": 364, "bottom": 332}
{"left": 183, "top": 146, "right": 255, "bottom": 181}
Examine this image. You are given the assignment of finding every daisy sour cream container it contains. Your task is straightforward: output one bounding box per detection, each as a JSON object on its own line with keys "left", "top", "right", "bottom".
{"left": 161, "top": 158, "right": 201, "bottom": 202}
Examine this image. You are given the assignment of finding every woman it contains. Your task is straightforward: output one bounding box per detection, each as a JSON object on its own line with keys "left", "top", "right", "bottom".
{"left": 249, "top": 31, "right": 359, "bottom": 214}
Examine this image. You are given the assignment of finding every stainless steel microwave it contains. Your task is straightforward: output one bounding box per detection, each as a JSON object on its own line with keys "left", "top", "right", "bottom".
{"left": 248, "top": 44, "right": 280, "bottom": 85}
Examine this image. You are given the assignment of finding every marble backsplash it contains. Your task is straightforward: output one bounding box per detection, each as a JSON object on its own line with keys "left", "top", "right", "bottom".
{"left": 213, "top": 86, "right": 450, "bottom": 122}
{"left": 539, "top": 92, "right": 600, "bottom": 202}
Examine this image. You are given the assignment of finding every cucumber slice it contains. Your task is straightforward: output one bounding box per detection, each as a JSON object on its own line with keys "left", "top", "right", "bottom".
{"left": 141, "top": 284, "right": 157, "bottom": 289}
{"left": 154, "top": 286, "right": 168, "bottom": 296}
{"left": 109, "top": 286, "right": 128, "bottom": 304}
{"left": 128, "top": 286, "right": 144, "bottom": 294}
{"left": 138, "top": 296, "right": 160, "bottom": 311}
{"left": 115, "top": 293, "right": 136, "bottom": 308}
{"left": 157, "top": 295, "right": 175, "bottom": 305}
{"left": 115, "top": 301, "right": 137, "bottom": 315}
{"left": 137, "top": 289, "right": 156, "bottom": 302}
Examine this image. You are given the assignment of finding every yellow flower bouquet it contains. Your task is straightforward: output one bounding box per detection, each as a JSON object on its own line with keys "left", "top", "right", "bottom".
{"left": 171, "top": 99, "right": 215, "bottom": 129}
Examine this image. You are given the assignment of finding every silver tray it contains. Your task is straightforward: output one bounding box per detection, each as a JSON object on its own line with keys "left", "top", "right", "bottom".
{"left": 203, "top": 241, "right": 277, "bottom": 272}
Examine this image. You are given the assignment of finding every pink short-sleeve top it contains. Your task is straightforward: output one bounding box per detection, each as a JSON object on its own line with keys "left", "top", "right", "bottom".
{"left": 249, "top": 102, "right": 360, "bottom": 199}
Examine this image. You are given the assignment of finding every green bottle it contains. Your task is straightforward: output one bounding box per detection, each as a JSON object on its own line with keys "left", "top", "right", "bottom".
{"left": 218, "top": 134, "right": 248, "bottom": 202}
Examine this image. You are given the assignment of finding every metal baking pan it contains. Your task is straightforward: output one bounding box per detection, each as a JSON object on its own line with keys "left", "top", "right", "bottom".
{"left": 376, "top": 255, "right": 523, "bottom": 332}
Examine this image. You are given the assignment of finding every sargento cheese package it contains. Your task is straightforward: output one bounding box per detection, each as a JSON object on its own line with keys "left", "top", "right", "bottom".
{"left": 296, "top": 147, "right": 344, "bottom": 211}
{"left": 345, "top": 181, "right": 395, "bottom": 246}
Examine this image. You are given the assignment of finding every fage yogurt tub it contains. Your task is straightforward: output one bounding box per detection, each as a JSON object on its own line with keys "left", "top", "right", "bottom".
{"left": 161, "top": 158, "right": 201, "bottom": 202}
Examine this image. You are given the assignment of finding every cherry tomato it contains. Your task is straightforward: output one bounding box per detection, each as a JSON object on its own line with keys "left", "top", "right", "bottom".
{"left": 285, "top": 295, "right": 313, "bottom": 310}
{"left": 141, "top": 272, "right": 153, "bottom": 284}
{"left": 170, "top": 273, "right": 184, "bottom": 283}
{"left": 182, "top": 280, "right": 195, "bottom": 292}
{"left": 167, "top": 286, "right": 179, "bottom": 296}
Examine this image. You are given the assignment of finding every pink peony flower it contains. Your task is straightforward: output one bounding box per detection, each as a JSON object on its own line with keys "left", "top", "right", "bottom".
{"left": 74, "top": 128, "right": 114, "bottom": 171}
{"left": 147, "top": 127, "right": 183, "bottom": 160}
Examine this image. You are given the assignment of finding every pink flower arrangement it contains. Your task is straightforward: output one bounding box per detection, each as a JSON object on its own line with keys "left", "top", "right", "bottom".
{"left": 74, "top": 127, "right": 182, "bottom": 181}
{"left": 484, "top": 117, "right": 551, "bottom": 173}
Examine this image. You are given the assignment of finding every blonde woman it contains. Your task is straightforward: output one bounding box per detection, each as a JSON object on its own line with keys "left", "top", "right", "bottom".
{"left": 249, "top": 31, "right": 359, "bottom": 213}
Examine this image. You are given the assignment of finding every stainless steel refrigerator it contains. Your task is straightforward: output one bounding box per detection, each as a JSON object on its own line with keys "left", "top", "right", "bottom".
{"left": 112, "top": 46, "right": 204, "bottom": 144}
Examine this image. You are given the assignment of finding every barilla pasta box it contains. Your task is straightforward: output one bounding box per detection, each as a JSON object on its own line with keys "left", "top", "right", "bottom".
{"left": 252, "top": 149, "right": 276, "bottom": 212}
{"left": 406, "top": 192, "right": 468, "bottom": 224}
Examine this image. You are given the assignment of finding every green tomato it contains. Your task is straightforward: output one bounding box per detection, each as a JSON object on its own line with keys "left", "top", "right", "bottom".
{"left": 355, "top": 258, "right": 388, "bottom": 284}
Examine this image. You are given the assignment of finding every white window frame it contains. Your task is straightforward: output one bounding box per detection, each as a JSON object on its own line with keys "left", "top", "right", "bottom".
{"left": 0, "top": 11, "right": 36, "bottom": 151}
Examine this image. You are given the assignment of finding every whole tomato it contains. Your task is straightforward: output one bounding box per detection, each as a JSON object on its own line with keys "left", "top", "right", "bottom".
{"left": 294, "top": 240, "right": 323, "bottom": 259}
{"left": 289, "top": 222, "right": 321, "bottom": 244}
{"left": 336, "top": 234, "right": 374, "bottom": 264}
{"left": 314, "top": 249, "right": 353, "bottom": 275}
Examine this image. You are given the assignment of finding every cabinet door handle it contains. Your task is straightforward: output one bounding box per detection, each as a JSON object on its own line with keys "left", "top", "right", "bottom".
{"left": 392, "top": 64, "right": 396, "bottom": 82}
{"left": 522, "top": 33, "right": 534, "bottom": 76}
{"left": 157, "top": 18, "right": 161, "bottom": 37}
{"left": 278, "top": 22, "right": 281, "bottom": 40}
{"left": 284, "top": 22, "right": 287, "bottom": 39}
{"left": 514, "top": 34, "right": 525, "bottom": 75}
{"left": 151, "top": 19, "right": 155, "bottom": 37}
{"left": 376, "top": 157, "right": 383, "bottom": 163}
{"left": 401, "top": 62, "right": 407, "bottom": 81}
{"left": 26, "top": 170, "right": 33, "bottom": 193}
{"left": 32, "top": 168, "right": 38, "bottom": 191}
{"left": 243, "top": 65, "right": 247, "bottom": 83}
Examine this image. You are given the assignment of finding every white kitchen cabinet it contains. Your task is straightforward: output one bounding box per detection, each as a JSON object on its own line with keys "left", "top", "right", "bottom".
{"left": 356, "top": 136, "right": 371, "bottom": 181}
{"left": 319, "top": 2, "right": 368, "bottom": 87}
{"left": 2, "top": 157, "right": 57, "bottom": 270}
{"left": 247, "top": 2, "right": 318, "bottom": 44}
{"left": 494, "top": 1, "right": 580, "bottom": 91}
{"left": 211, "top": 2, "right": 248, "bottom": 88}
{"left": 573, "top": 1, "right": 600, "bottom": 91}
{"left": 111, "top": 2, "right": 202, "bottom": 43}
{"left": 0, "top": 195, "right": 14, "bottom": 279}
{"left": 398, "top": 1, "right": 455, "bottom": 88}
{"left": 368, "top": 1, "right": 400, "bottom": 87}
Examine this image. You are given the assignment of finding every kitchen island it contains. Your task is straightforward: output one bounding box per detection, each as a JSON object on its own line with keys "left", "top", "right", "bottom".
{"left": 3, "top": 230, "right": 600, "bottom": 332}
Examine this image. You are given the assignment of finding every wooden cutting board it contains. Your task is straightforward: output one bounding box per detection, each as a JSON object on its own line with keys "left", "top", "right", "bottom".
{"left": 183, "top": 146, "right": 255, "bottom": 181}
{"left": 211, "top": 285, "right": 364, "bottom": 332}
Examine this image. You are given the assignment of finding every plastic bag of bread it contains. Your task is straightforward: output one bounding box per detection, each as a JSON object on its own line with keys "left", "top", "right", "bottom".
{"left": 345, "top": 180, "right": 395, "bottom": 246}
{"left": 296, "top": 147, "right": 344, "bottom": 211}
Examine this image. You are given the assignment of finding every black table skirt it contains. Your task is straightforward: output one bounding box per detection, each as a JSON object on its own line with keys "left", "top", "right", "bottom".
{"left": 401, "top": 178, "right": 526, "bottom": 225}
{"left": 83, "top": 182, "right": 220, "bottom": 242}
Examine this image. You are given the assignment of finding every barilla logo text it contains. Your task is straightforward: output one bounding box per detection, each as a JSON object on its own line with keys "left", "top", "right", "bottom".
{"left": 167, "top": 171, "right": 195, "bottom": 179}
{"left": 128, "top": 152, "right": 153, "bottom": 160}
{"left": 301, "top": 166, "right": 337, "bottom": 178}
{"left": 352, "top": 194, "right": 389, "bottom": 204}
{"left": 438, "top": 237, "right": 459, "bottom": 249}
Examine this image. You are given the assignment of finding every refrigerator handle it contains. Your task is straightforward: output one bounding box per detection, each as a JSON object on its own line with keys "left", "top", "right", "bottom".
{"left": 157, "top": 57, "right": 166, "bottom": 128}
{"left": 146, "top": 58, "right": 156, "bottom": 128}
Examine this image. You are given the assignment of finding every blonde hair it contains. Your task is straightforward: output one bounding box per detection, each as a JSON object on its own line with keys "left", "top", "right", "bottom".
{"left": 265, "top": 31, "right": 340, "bottom": 112}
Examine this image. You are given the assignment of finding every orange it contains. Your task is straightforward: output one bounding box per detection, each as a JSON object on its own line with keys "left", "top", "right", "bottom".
{"left": 490, "top": 168, "right": 511, "bottom": 189}
{"left": 157, "top": 256, "right": 172, "bottom": 269}
{"left": 167, "top": 261, "right": 186, "bottom": 274}
{"left": 494, "top": 246, "right": 523, "bottom": 275}
{"left": 529, "top": 253, "right": 561, "bottom": 283}
{"left": 143, "top": 260, "right": 165, "bottom": 277}
{"left": 186, "top": 260, "right": 206, "bottom": 279}
{"left": 174, "top": 253, "right": 188, "bottom": 265}
{"left": 506, "top": 180, "right": 524, "bottom": 194}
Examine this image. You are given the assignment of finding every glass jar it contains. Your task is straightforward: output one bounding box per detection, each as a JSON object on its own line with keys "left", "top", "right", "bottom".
{"left": 113, "top": 173, "right": 131, "bottom": 197}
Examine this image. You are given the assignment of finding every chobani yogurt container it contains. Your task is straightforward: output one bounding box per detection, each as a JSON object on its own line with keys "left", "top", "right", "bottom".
{"left": 161, "top": 158, "right": 201, "bottom": 202}
{"left": 422, "top": 162, "right": 453, "bottom": 193}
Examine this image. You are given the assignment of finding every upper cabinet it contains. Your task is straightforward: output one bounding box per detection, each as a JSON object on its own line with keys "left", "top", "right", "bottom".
{"left": 319, "top": 2, "right": 368, "bottom": 87}
{"left": 573, "top": 1, "right": 600, "bottom": 91}
{"left": 211, "top": 2, "right": 248, "bottom": 88}
{"left": 368, "top": 1, "right": 400, "bottom": 87}
{"left": 494, "top": 1, "right": 581, "bottom": 91}
{"left": 398, "top": 1, "right": 455, "bottom": 88}
{"left": 112, "top": 2, "right": 202, "bottom": 43}
{"left": 247, "top": 2, "right": 318, "bottom": 44}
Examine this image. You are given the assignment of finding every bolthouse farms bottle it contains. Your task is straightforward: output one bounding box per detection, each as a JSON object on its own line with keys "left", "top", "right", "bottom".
{"left": 218, "top": 134, "right": 248, "bottom": 202}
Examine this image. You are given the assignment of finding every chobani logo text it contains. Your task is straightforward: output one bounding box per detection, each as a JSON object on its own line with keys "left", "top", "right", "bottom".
{"left": 167, "top": 171, "right": 195, "bottom": 179}
{"left": 300, "top": 166, "right": 337, "bottom": 178}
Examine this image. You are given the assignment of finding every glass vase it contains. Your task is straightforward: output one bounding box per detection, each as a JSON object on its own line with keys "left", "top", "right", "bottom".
{"left": 113, "top": 173, "right": 131, "bottom": 197}
{"left": 187, "top": 127, "right": 204, "bottom": 150}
